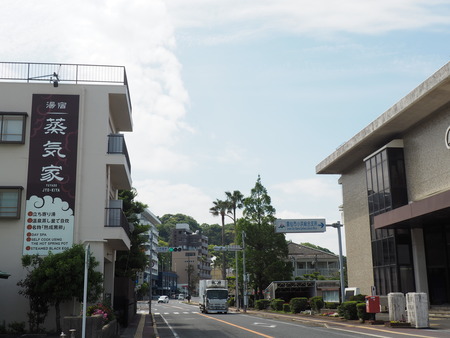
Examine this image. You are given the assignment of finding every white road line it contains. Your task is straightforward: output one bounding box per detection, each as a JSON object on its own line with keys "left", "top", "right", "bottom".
{"left": 160, "top": 314, "right": 180, "bottom": 338}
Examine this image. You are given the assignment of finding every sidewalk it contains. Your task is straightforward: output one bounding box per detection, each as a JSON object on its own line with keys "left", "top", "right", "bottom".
{"left": 119, "top": 312, "right": 157, "bottom": 338}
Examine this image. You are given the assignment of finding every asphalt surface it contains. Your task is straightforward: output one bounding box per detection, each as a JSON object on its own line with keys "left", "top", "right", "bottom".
{"left": 119, "top": 303, "right": 450, "bottom": 338}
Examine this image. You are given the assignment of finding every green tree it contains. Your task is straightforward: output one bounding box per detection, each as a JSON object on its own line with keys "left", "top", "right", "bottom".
{"left": 158, "top": 214, "right": 201, "bottom": 243}
{"left": 115, "top": 189, "right": 149, "bottom": 280}
{"left": 19, "top": 245, "right": 103, "bottom": 333}
{"left": 210, "top": 199, "right": 231, "bottom": 279}
{"left": 237, "top": 175, "right": 291, "bottom": 299}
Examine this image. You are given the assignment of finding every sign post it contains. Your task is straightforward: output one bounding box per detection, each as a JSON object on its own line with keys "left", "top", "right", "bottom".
{"left": 274, "top": 218, "right": 345, "bottom": 302}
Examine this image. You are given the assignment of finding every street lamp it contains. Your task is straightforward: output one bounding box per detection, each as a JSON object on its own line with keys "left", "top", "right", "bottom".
{"left": 330, "top": 222, "right": 345, "bottom": 302}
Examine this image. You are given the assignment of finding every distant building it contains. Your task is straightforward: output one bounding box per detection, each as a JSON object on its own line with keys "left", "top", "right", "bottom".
{"left": 288, "top": 242, "right": 340, "bottom": 279}
{"left": 170, "top": 223, "right": 211, "bottom": 292}
{"left": 137, "top": 209, "right": 160, "bottom": 298}
{"left": 317, "top": 62, "right": 450, "bottom": 305}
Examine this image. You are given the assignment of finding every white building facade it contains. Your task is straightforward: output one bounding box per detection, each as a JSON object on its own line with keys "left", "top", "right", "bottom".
{"left": 0, "top": 62, "right": 133, "bottom": 329}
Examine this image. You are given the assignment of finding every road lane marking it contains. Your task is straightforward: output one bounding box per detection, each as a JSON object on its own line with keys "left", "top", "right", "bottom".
{"left": 197, "top": 313, "right": 274, "bottom": 338}
{"left": 160, "top": 313, "right": 180, "bottom": 338}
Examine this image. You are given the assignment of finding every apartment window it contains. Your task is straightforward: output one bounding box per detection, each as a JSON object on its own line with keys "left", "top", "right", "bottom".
{"left": 0, "top": 187, "right": 23, "bottom": 218}
{"left": 0, "top": 113, "right": 27, "bottom": 143}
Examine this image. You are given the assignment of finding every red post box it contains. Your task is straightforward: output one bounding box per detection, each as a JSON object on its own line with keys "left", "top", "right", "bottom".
{"left": 365, "top": 296, "right": 380, "bottom": 313}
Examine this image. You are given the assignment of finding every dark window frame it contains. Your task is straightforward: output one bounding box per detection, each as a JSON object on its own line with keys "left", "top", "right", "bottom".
{"left": 0, "top": 112, "right": 27, "bottom": 144}
{"left": 0, "top": 186, "right": 24, "bottom": 219}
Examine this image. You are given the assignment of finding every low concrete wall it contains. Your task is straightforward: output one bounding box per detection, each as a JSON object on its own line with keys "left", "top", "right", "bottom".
{"left": 62, "top": 316, "right": 118, "bottom": 338}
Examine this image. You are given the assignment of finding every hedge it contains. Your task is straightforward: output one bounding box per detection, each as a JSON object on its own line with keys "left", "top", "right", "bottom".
{"left": 270, "top": 299, "right": 285, "bottom": 311}
{"left": 290, "top": 297, "right": 308, "bottom": 314}
{"left": 338, "top": 301, "right": 358, "bottom": 320}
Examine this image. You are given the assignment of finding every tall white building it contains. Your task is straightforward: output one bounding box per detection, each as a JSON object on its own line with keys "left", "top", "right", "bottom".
{"left": 0, "top": 62, "right": 133, "bottom": 330}
{"left": 137, "top": 209, "right": 160, "bottom": 298}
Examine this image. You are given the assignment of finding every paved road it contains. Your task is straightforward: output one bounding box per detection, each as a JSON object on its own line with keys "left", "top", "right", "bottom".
{"left": 137, "top": 301, "right": 450, "bottom": 338}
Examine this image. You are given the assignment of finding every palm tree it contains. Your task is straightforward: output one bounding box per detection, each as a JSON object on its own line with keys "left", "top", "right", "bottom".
{"left": 225, "top": 190, "right": 244, "bottom": 309}
{"left": 225, "top": 190, "right": 244, "bottom": 240}
{"left": 210, "top": 199, "right": 230, "bottom": 279}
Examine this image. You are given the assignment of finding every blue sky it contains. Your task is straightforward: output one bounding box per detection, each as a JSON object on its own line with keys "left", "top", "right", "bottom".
{"left": 2, "top": 1, "right": 450, "bottom": 254}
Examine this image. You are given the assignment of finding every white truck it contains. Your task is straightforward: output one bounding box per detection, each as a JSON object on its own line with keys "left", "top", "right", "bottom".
{"left": 198, "top": 279, "right": 229, "bottom": 314}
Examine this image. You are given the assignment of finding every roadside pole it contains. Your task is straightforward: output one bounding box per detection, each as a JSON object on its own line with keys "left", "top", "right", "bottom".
{"left": 242, "top": 231, "right": 247, "bottom": 313}
{"left": 149, "top": 229, "right": 153, "bottom": 315}
{"left": 330, "top": 222, "right": 345, "bottom": 302}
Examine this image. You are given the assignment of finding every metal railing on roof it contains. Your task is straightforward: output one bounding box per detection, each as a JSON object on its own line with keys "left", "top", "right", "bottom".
{"left": 0, "top": 61, "right": 127, "bottom": 84}
{"left": 0, "top": 62, "right": 131, "bottom": 108}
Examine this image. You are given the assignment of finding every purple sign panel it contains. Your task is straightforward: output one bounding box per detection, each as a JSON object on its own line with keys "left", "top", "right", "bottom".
{"left": 23, "top": 94, "right": 80, "bottom": 255}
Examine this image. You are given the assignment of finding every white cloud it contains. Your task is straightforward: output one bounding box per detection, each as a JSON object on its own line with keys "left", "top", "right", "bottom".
{"left": 133, "top": 179, "right": 218, "bottom": 224}
{"left": 166, "top": 0, "right": 450, "bottom": 43}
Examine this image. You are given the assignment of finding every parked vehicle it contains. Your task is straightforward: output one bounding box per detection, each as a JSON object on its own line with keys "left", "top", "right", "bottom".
{"left": 178, "top": 294, "right": 185, "bottom": 300}
{"left": 158, "top": 295, "right": 169, "bottom": 303}
{"left": 199, "top": 279, "right": 228, "bottom": 314}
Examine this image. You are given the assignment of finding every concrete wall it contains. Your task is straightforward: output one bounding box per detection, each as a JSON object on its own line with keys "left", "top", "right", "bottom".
{"left": 403, "top": 104, "right": 450, "bottom": 202}
{"left": 340, "top": 162, "right": 374, "bottom": 296}
{"left": 0, "top": 81, "right": 131, "bottom": 331}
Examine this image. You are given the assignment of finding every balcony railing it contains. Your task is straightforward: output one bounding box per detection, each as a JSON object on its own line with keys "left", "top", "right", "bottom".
{"left": 108, "top": 134, "right": 131, "bottom": 172}
{"left": 0, "top": 61, "right": 131, "bottom": 109}
{"left": 294, "top": 268, "right": 339, "bottom": 277}
{"left": 105, "top": 207, "right": 132, "bottom": 239}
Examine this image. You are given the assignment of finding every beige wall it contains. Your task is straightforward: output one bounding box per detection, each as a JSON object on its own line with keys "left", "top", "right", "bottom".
{"left": 0, "top": 82, "right": 131, "bottom": 330}
{"left": 340, "top": 162, "right": 374, "bottom": 296}
{"left": 403, "top": 105, "right": 450, "bottom": 201}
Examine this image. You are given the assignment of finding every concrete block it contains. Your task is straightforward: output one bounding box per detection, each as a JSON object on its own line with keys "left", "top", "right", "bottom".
{"left": 406, "top": 292, "right": 429, "bottom": 328}
{"left": 388, "top": 293, "right": 406, "bottom": 322}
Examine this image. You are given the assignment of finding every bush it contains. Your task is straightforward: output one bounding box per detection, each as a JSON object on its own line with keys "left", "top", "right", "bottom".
{"left": 324, "top": 302, "right": 338, "bottom": 309}
{"left": 357, "top": 302, "right": 370, "bottom": 321}
{"left": 228, "top": 297, "right": 235, "bottom": 307}
{"left": 87, "top": 303, "right": 115, "bottom": 324}
{"left": 309, "top": 296, "right": 324, "bottom": 313}
{"left": 8, "top": 321, "right": 26, "bottom": 334}
{"left": 270, "top": 299, "right": 285, "bottom": 311}
{"left": 283, "top": 304, "right": 291, "bottom": 313}
{"left": 349, "top": 294, "right": 366, "bottom": 303}
{"left": 337, "top": 301, "right": 358, "bottom": 320}
{"left": 255, "top": 299, "right": 270, "bottom": 310}
{"left": 289, "top": 297, "right": 308, "bottom": 314}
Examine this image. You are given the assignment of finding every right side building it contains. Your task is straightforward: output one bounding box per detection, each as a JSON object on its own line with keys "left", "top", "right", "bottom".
{"left": 317, "top": 62, "right": 450, "bottom": 305}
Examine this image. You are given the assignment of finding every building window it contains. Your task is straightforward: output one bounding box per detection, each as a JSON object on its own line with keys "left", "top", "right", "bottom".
{"left": 364, "top": 142, "right": 414, "bottom": 295}
{"left": 0, "top": 187, "right": 23, "bottom": 218}
{"left": 0, "top": 113, "right": 27, "bottom": 143}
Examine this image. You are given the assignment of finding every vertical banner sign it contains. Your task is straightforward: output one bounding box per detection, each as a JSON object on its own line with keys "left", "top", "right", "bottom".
{"left": 23, "top": 94, "right": 80, "bottom": 255}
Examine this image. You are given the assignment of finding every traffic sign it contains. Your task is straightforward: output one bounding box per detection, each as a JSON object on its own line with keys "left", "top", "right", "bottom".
{"left": 213, "top": 245, "right": 242, "bottom": 252}
{"left": 274, "top": 219, "right": 326, "bottom": 233}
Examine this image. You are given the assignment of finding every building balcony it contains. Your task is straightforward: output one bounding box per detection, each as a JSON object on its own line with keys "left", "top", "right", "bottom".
{"left": 294, "top": 268, "right": 340, "bottom": 277}
{"left": 104, "top": 207, "right": 133, "bottom": 250}
{"left": 107, "top": 134, "right": 132, "bottom": 190}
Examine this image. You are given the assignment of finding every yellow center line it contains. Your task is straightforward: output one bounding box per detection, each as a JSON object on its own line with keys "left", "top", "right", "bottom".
{"left": 196, "top": 313, "right": 275, "bottom": 338}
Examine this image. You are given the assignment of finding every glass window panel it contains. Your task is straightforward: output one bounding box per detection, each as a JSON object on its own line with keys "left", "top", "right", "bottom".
{"left": 388, "top": 237, "right": 396, "bottom": 265}
{"left": 391, "top": 267, "right": 398, "bottom": 292}
{"left": 0, "top": 114, "right": 26, "bottom": 143}
{"left": 399, "top": 267, "right": 415, "bottom": 293}
{"left": 377, "top": 162, "right": 384, "bottom": 192}
{"left": 382, "top": 156, "right": 390, "bottom": 191}
{"left": 0, "top": 188, "right": 21, "bottom": 218}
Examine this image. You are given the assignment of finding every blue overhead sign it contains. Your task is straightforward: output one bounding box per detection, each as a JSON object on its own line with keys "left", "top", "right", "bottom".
{"left": 274, "top": 219, "right": 326, "bottom": 233}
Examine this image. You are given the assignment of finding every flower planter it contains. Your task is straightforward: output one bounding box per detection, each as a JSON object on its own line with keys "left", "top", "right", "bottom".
{"left": 384, "top": 322, "right": 411, "bottom": 328}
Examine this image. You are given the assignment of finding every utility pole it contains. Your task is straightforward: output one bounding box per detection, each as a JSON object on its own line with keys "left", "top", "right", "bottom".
{"left": 242, "top": 231, "right": 247, "bottom": 313}
{"left": 235, "top": 250, "right": 239, "bottom": 311}
{"left": 149, "top": 228, "right": 153, "bottom": 315}
{"left": 329, "top": 222, "right": 345, "bottom": 302}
